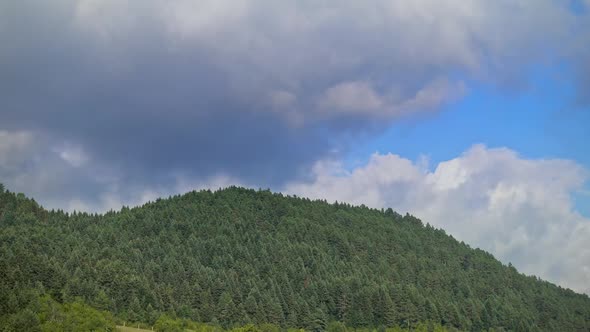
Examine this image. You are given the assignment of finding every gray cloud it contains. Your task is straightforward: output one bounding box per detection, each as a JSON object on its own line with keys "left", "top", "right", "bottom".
{"left": 0, "top": 129, "right": 248, "bottom": 211}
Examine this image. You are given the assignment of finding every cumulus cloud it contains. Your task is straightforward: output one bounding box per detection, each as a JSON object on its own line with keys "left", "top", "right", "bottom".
{"left": 285, "top": 145, "right": 590, "bottom": 294}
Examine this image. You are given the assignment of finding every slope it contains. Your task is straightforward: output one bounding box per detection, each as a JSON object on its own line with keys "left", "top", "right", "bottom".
{"left": 0, "top": 185, "right": 589, "bottom": 331}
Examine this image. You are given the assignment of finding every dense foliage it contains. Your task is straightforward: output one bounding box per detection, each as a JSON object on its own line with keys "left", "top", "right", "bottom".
{"left": 152, "top": 316, "right": 453, "bottom": 332}
{"left": 0, "top": 184, "right": 589, "bottom": 331}
{"left": 0, "top": 291, "right": 115, "bottom": 331}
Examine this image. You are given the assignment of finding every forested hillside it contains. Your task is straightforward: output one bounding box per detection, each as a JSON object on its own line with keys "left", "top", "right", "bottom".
{"left": 0, "top": 184, "right": 589, "bottom": 331}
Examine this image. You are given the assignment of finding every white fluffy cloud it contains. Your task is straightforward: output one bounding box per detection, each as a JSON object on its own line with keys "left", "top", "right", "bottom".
{"left": 285, "top": 145, "right": 590, "bottom": 294}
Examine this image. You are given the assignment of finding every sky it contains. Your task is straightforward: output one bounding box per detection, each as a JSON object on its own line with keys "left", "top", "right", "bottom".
{"left": 1, "top": 0, "right": 589, "bottom": 294}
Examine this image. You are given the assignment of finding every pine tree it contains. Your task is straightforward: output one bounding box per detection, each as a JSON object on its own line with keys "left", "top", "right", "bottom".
{"left": 94, "top": 289, "right": 111, "bottom": 312}
{"left": 218, "top": 291, "right": 236, "bottom": 328}
{"left": 245, "top": 292, "right": 259, "bottom": 322}
{"left": 128, "top": 296, "right": 143, "bottom": 323}
{"left": 383, "top": 292, "right": 397, "bottom": 327}
{"left": 307, "top": 308, "right": 327, "bottom": 332}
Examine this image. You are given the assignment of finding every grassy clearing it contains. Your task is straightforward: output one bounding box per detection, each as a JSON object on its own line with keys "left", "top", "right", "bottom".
{"left": 116, "top": 326, "right": 153, "bottom": 332}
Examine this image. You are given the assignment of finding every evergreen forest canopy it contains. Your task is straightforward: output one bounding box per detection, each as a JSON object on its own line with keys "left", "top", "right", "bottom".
{"left": 0, "top": 184, "right": 589, "bottom": 331}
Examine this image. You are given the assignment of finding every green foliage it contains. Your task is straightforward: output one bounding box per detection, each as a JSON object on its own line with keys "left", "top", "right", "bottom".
{"left": 154, "top": 314, "right": 183, "bottom": 332}
{"left": 1, "top": 185, "right": 589, "bottom": 331}
{"left": 326, "top": 321, "right": 347, "bottom": 332}
{"left": 0, "top": 293, "right": 115, "bottom": 332}
{"left": 47, "top": 299, "right": 115, "bottom": 331}
{"left": 230, "top": 323, "right": 262, "bottom": 332}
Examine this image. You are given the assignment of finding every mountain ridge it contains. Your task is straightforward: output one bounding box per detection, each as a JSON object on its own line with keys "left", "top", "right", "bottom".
{"left": 0, "top": 184, "right": 589, "bottom": 331}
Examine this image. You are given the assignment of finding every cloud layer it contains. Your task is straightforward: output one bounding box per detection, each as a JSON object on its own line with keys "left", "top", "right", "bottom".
{"left": 285, "top": 145, "right": 590, "bottom": 294}
{"left": 2, "top": 0, "right": 589, "bottom": 190}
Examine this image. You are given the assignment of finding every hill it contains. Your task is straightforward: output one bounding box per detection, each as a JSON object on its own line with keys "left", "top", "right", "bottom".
{"left": 0, "top": 184, "right": 589, "bottom": 331}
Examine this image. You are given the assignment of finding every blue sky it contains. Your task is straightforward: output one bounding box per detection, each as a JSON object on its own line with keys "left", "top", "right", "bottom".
{"left": 352, "top": 67, "right": 589, "bottom": 166}
{"left": 346, "top": 65, "right": 590, "bottom": 216}
{"left": 1, "top": 0, "right": 589, "bottom": 293}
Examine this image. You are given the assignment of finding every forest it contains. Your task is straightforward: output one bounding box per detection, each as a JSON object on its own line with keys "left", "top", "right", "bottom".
{"left": 0, "top": 184, "right": 589, "bottom": 331}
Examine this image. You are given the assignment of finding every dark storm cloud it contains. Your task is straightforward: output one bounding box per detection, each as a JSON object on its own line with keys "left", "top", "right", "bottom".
{"left": 0, "top": 0, "right": 332, "bottom": 189}
{"left": 2, "top": 41, "right": 325, "bottom": 185}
